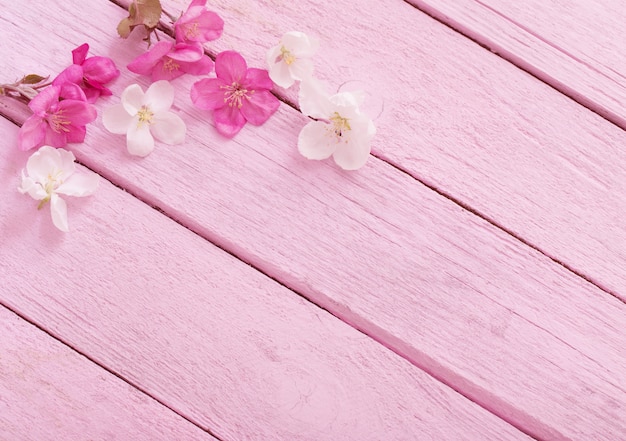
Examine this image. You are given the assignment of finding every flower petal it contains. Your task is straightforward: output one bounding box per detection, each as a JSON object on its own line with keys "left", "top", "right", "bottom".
{"left": 126, "top": 119, "right": 155, "bottom": 157}
{"left": 242, "top": 68, "right": 274, "bottom": 90}
{"left": 56, "top": 170, "right": 99, "bottom": 197}
{"left": 127, "top": 41, "right": 173, "bottom": 75}
{"left": 215, "top": 50, "right": 247, "bottom": 83}
{"left": 178, "top": 55, "right": 214, "bottom": 76}
{"left": 151, "top": 112, "right": 186, "bottom": 145}
{"left": 28, "top": 85, "right": 59, "bottom": 115}
{"left": 240, "top": 90, "right": 280, "bottom": 126}
{"left": 52, "top": 64, "right": 84, "bottom": 87}
{"left": 50, "top": 193, "right": 69, "bottom": 232}
{"left": 44, "top": 126, "right": 68, "bottom": 148}
{"left": 298, "top": 78, "right": 332, "bottom": 119}
{"left": 297, "top": 121, "right": 336, "bottom": 160}
{"left": 268, "top": 59, "right": 295, "bottom": 89}
{"left": 82, "top": 56, "right": 120, "bottom": 85}
{"left": 103, "top": 104, "right": 134, "bottom": 134}
{"left": 57, "top": 100, "right": 97, "bottom": 126}
{"left": 66, "top": 125, "right": 87, "bottom": 144}
{"left": 121, "top": 84, "right": 145, "bottom": 115}
{"left": 190, "top": 78, "right": 227, "bottom": 110}
{"left": 18, "top": 174, "right": 47, "bottom": 200}
{"left": 288, "top": 58, "right": 314, "bottom": 82}
{"left": 213, "top": 104, "right": 246, "bottom": 138}
{"left": 331, "top": 118, "right": 375, "bottom": 171}
{"left": 72, "top": 43, "right": 90, "bottom": 65}
{"left": 144, "top": 80, "right": 175, "bottom": 114}
{"left": 150, "top": 60, "right": 186, "bottom": 82}
{"left": 282, "top": 31, "right": 319, "bottom": 57}
{"left": 166, "top": 42, "right": 204, "bottom": 63}
{"left": 18, "top": 115, "right": 46, "bottom": 151}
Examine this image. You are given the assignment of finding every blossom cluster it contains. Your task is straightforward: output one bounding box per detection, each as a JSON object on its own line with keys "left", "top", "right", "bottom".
{"left": 7, "top": 0, "right": 377, "bottom": 232}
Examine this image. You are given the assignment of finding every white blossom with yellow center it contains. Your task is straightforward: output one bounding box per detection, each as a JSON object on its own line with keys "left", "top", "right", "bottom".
{"left": 266, "top": 31, "right": 319, "bottom": 89}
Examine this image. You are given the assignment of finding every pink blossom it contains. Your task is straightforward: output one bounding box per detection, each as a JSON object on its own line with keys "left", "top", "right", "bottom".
{"left": 127, "top": 41, "right": 213, "bottom": 82}
{"left": 17, "top": 84, "right": 97, "bottom": 151}
{"left": 174, "top": 0, "right": 224, "bottom": 44}
{"left": 53, "top": 43, "right": 120, "bottom": 103}
{"left": 190, "top": 50, "right": 280, "bottom": 137}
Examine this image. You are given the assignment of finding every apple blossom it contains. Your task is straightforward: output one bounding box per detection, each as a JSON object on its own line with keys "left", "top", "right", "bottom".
{"left": 266, "top": 31, "right": 319, "bottom": 89}
{"left": 102, "top": 80, "right": 186, "bottom": 157}
{"left": 174, "top": 0, "right": 224, "bottom": 44}
{"left": 18, "top": 146, "right": 99, "bottom": 232}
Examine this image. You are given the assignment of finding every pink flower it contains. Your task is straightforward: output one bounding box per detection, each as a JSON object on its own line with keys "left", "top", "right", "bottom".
{"left": 127, "top": 40, "right": 213, "bottom": 82}
{"left": 53, "top": 43, "right": 120, "bottom": 103}
{"left": 174, "top": 0, "right": 224, "bottom": 44}
{"left": 190, "top": 51, "right": 280, "bottom": 137}
{"left": 17, "top": 84, "right": 97, "bottom": 151}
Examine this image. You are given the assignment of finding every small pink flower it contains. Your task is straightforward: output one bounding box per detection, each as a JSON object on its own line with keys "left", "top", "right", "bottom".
{"left": 127, "top": 40, "right": 213, "bottom": 82}
{"left": 174, "top": 0, "right": 224, "bottom": 44}
{"left": 191, "top": 50, "right": 280, "bottom": 137}
{"left": 17, "top": 84, "right": 97, "bottom": 151}
{"left": 53, "top": 43, "right": 120, "bottom": 103}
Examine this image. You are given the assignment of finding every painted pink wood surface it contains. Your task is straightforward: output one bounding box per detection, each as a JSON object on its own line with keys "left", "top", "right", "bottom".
{"left": 0, "top": 118, "right": 529, "bottom": 440}
{"left": 0, "top": 306, "right": 216, "bottom": 440}
{"left": 407, "top": 0, "right": 626, "bottom": 129}
{"left": 1, "top": 0, "right": 626, "bottom": 439}
{"left": 153, "top": 0, "right": 626, "bottom": 298}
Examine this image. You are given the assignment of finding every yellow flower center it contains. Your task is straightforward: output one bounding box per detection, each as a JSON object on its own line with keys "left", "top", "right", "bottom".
{"left": 38, "top": 170, "right": 63, "bottom": 209}
{"left": 329, "top": 112, "right": 351, "bottom": 138}
{"left": 184, "top": 22, "right": 200, "bottom": 39}
{"left": 220, "top": 82, "right": 255, "bottom": 109}
{"left": 280, "top": 46, "right": 296, "bottom": 65}
{"left": 49, "top": 110, "right": 71, "bottom": 133}
{"left": 137, "top": 106, "right": 154, "bottom": 127}
{"left": 163, "top": 58, "right": 180, "bottom": 73}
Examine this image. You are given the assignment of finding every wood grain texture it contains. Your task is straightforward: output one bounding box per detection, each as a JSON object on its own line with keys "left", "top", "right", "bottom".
{"left": 0, "top": 307, "right": 217, "bottom": 441}
{"left": 406, "top": 0, "right": 626, "bottom": 128}
{"left": 0, "top": 118, "right": 528, "bottom": 440}
{"left": 151, "top": 0, "right": 626, "bottom": 298}
{"left": 1, "top": 0, "right": 626, "bottom": 439}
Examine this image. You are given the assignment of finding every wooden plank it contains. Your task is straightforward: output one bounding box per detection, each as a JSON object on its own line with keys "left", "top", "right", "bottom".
{"left": 0, "top": 117, "right": 528, "bottom": 440}
{"left": 406, "top": 0, "right": 626, "bottom": 128}
{"left": 155, "top": 0, "right": 626, "bottom": 298}
{"left": 0, "top": 306, "right": 216, "bottom": 440}
{"left": 2, "top": 0, "right": 626, "bottom": 439}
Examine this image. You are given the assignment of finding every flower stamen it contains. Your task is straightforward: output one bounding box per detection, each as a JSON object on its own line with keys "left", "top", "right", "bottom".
{"left": 163, "top": 58, "right": 180, "bottom": 73}
{"left": 220, "top": 82, "right": 254, "bottom": 109}
{"left": 329, "top": 112, "right": 351, "bottom": 140}
{"left": 184, "top": 22, "right": 200, "bottom": 39}
{"left": 279, "top": 46, "right": 296, "bottom": 65}
{"left": 49, "top": 110, "right": 72, "bottom": 133}
{"left": 137, "top": 105, "right": 154, "bottom": 127}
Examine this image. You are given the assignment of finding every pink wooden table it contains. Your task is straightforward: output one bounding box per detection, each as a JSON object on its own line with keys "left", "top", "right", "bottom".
{"left": 1, "top": 0, "right": 625, "bottom": 439}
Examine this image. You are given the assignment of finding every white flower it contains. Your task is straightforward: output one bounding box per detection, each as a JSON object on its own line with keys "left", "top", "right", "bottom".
{"left": 298, "top": 79, "right": 376, "bottom": 170}
{"left": 102, "top": 80, "right": 186, "bottom": 157}
{"left": 266, "top": 31, "right": 319, "bottom": 89}
{"left": 18, "top": 146, "right": 99, "bottom": 232}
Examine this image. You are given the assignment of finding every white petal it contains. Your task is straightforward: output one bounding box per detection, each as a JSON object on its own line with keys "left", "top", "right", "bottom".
{"left": 299, "top": 78, "right": 332, "bottom": 119}
{"left": 127, "top": 120, "right": 155, "bottom": 157}
{"left": 151, "top": 112, "right": 186, "bottom": 145}
{"left": 144, "top": 80, "right": 174, "bottom": 114}
{"left": 332, "top": 117, "right": 375, "bottom": 171}
{"left": 25, "top": 146, "right": 68, "bottom": 183}
{"left": 268, "top": 60, "right": 295, "bottom": 89}
{"left": 282, "top": 32, "right": 319, "bottom": 57}
{"left": 56, "top": 171, "right": 100, "bottom": 197}
{"left": 18, "top": 174, "right": 47, "bottom": 200}
{"left": 298, "top": 121, "right": 336, "bottom": 160}
{"left": 266, "top": 45, "right": 282, "bottom": 69}
{"left": 56, "top": 148, "right": 78, "bottom": 181}
{"left": 330, "top": 91, "right": 362, "bottom": 118}
{"left": 103, "top": 104, "right": 133, "bottom": 134}
{"left": 289, "top": 58, "right": 314, "bottom": 82}
{"left": 121, "top": 84, "right": 145, "bottom": 115}
{"left": 50, "top": 193, "right": 69, "bottom": 232}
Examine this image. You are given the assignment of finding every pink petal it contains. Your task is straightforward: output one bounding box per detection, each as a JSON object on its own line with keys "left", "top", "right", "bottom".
{"left": 188, "top": 0, "right": 206, "bottom": 7}
{"left": 18, "top": 116, "right": 46, "bottom": 151}
{"left": 167, "top": 43, "right": 205, "bottom": 63}
{"left": 58, "top": 82, "right": 87, "bottom": 101}
{"left": 52, "top": 64, "right": 84, "bottom": 87}
{"left": 44, "top": 125, "right": 68, "bottom": 148}
{"left": 66, "top": 125, "right": 87, "bottom": 143}
{"left": 178, "top": 55, "right": 214, "bottom": 76}
{"left": 82, "top": 56, "right": 120, "bottom": 85}
{"left": 213, "top": 104, "right": 246, "bottom": 138}
{"left": 72, "top": 43, "right": 90, "bottom": 65}
{"left": 127, "top": 41, "right": 173, "bottom": 76}
{"left": 194, "top": 10, "right": 224, "bottom": 41}
{"left": 215, "top": 51, "right": 247, "bottom": 83}
{"left": 151, "top": 59, "right": 186, "bottom": 82}
{"left": 191, "top": 78, "right": 228, "bottom": 110}
{"left": 57, "top": 100, "right": 97, "bottom": 126}
{"left": 28, "top": 85, "right": 60, "bottom": 115}
{"left": 126, "top": 120, "right": 155, "bottom": 157}
{"left": 242, "top": 68, "right": 274, "bottom": 90}
{"left": 297, "top": 121, "right": 336, "bottom": 160}
{"left": 50, "top": 193, "right": 69, "bottom": 232}
{"left": 240, "top": 90, "right": 279, "bottom": 126}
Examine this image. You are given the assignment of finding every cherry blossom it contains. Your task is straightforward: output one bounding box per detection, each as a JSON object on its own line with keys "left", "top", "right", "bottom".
{"left": 102, "top": 80, "right": 186, "bottom": 157}
{"left": 53, "top": 43, "right": 120, "bottom": 103}
{"left": 127, "top": 40, "right": 213, "bottom": 82}
{"left": 17, "top": 83, "right": 97, "bottom": 151}
{"left": 298, "top": 79, "right": 376, "bottom": 170}
{"left": 191, "top": 50, "right": 280, "bottom": 137}
{"left": 174, "top": 0, "right": 224, "bottom": 44}
{"left": 266, "top": 31, "right": 319, "bottom": 89}
{"left": 18, "top": 146, "right": 99, "bottom": 232}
